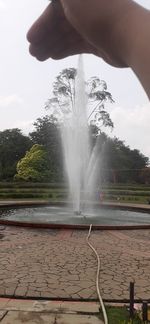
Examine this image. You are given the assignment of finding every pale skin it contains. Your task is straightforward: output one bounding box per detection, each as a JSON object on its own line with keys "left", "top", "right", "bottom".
{"left": 27, "top": 0, "right": 150, "bottom": 99}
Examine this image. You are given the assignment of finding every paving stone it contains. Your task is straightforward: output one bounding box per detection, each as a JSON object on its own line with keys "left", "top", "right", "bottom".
{"left": 32, "top": 301, "right": 61, "bottom": 312}
{"left": 60, "top": 301, "right": 99, "bottom": 313}
{"left": 0, "top": 311, "right": 55, "bottom": 323}
{"left": 0, "top": 311, "right": 7, "bottom": 321}
{"left": 6, "top": 299, "right": 35, "bottom": 311}
{"left": 15, "top": 288, "right": 28, "bottom": 296}
{"left": 0, "top": 226, "right": 150, "bottom": 301}
{"left": 5, "top": 288, "right": 16, "bottom": 296}
{"left": 0, "top": 288, "right": 5, "bottom": 295}
{"left": 78, "top": 288, "right": 96, "bottom": 299}
{"left": 0, "top": 299, "right": 10, "bottom": 309}
{"left": 61, "top": 286, "right": 80, "bottom": 295}
{"left": 79, "top": 281, "right": 94, "bottom": 288}
{"left": 26, "top": 290, "right": 40, "bottom": 297}
{"left": 55, "top": 314, "right": 103, "bottom": 323}
{"left": 65, "top": 275, "right": 79, "bottom": 281}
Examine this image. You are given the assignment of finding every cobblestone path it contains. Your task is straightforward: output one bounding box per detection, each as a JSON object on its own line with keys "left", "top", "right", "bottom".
{"left": 0, "top": 225, "right": 150, "bottom": 300}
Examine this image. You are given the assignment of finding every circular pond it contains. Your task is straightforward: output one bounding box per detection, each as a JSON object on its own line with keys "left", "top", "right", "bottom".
{"left": 0, "top": 205, "right": 150, "bottom": 226}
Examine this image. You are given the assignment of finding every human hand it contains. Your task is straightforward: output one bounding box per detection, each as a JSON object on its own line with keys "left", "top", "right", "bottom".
{"left": 27, "top": 1, "right": 96, "bottom": 61}
{"left": 27, "top": 0, "right": 140, "bottom": 68}
{"left": 27, "top": 0, "right": 150, "bottom": 99}
{"left": 27, "top": 0, "right": 128, "bottom": 66}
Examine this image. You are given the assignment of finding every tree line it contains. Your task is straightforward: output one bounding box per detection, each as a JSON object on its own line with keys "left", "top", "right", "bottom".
{"left": 0, "top": 68, "right": 149, "bottom": 184}
{"left": 0, "top": 117, "right": 149, "bottom": 184}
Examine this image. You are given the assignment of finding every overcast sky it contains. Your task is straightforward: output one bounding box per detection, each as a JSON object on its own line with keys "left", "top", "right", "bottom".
{"left": 0, "top": 0, "right": 150, "bottom": 158}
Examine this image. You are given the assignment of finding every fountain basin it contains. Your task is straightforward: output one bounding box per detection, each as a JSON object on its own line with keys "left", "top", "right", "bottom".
{"left": 0, "top": 202, "right": 150, "bottom": 229}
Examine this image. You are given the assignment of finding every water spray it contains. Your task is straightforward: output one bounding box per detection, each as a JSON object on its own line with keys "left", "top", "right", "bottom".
{"left": 74, "top": 210, "right": 82, "bottom": 216}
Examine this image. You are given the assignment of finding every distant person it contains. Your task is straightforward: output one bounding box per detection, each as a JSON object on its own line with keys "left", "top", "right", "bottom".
{"left": 27, "top": 0, "right": 150, "bottom": 99}
{"left": 99, "top": 191, "right": 104, "bottom": 204}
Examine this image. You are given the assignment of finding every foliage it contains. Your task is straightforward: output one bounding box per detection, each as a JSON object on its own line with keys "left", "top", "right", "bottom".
{"left": 45, "top": 68, "right": 114, "bottom": 131}
{"left": 101, "top": 137, "right": 149, "bottom": 183}
{"left": 87, "top": 76, "right": 114, "bottom": 129}
{"left": 29, "top": 116, "right": 149, "bottom": 185}
{"left": 29, "top": 115, "right": 63, "bottom": 181}
{"left": 0, "top": 182, "right": 67, "bottom": 189}
{"left": 140, "top": 167, "right": 150, "bottom": 184}
{"left": 15, "top": 144, "right": 52, "bottom": 182}
{"left": 0, "top": 182, "right": 150, "bottom": 203}
{"left": 0, "top": 129, "right": 32, "bottom": 180}
{"left": 0, "top": 183, "right": 68, "bottom": 200}
{"left": 0, "top": 122, "right": 148, "bottom": 184}
{"left": 100, "top": 306, "right": 142, "bottom": 324}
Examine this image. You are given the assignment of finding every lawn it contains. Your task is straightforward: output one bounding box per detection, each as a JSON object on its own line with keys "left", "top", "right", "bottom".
{"left": 99, "top": 306, "right": 143, "bottom": 324}
{"left": 0, "top": 182, "right": 150, "bottom": 205}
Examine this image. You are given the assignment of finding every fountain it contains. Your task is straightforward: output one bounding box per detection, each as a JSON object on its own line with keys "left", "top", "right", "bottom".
{"left": 61, "top": 55, "right": 100, "bottom": 215}
{"left": 0, "top": 56, "right": 150, "bottom": 227}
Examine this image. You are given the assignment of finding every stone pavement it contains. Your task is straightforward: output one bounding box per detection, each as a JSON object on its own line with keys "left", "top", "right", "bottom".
{"left": 0, "top": 299, "right": 103, "bottom": 323}
{"left": 0, "top": 225, "right": 150, "bottom": 301}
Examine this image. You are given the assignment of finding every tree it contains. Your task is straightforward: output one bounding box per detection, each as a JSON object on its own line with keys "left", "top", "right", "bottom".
{"left": 45, "top": 68, "right": 114, "bottom": 131}
{"left": 0, "top": 129, "right": 32, "bottom": 180}
{"left": 15, "top": 144, "right": 52, "bottom": 182}
{"left": 140, "top": 167, "right": 150, "bottom": 184}
{"left": 29, "top": 115, "right": 63, "bottom": 181}
{"left": 101, "top": 137, "right": 149, "bottom": 183}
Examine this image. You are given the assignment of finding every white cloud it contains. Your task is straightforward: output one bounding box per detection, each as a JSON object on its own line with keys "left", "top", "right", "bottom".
{"left": 0, "top": 0, "right": 7, "bottom": 10}
{"left": 11, "top": 120, "right": 34, "bottom": 134}
{"left": 108, "top": 103, "right": 150, "bottom": 159}
{"left": 0, "top": 94, "right": 23, "bottom": 108}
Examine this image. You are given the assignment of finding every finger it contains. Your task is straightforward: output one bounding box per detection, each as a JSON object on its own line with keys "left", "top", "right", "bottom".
{"left": 27, "top": 2, "right": 60, "bottom": 45}
{"left": 27, "top": 6, "right": 50, "bottom": 44}
{"left": 29, "top": 35, "right": 88, "bottom": 61}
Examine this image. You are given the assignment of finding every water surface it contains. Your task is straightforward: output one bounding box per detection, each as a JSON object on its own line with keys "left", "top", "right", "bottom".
{"left": 0, "top": 205, "right": 150, "bottom": 225}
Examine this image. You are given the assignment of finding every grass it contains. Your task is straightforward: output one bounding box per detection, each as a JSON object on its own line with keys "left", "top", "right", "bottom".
{"left": 0, "top": 183, "right": 68, "bottom": 200}
{"left": 99, "top": 306, "right": 143, "bottom": 324}
{"left": 104, "top": 195, "right": 149, "bottom": 204}
{"left": 0, "top": 182, "right": 149, "bottom": 204}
